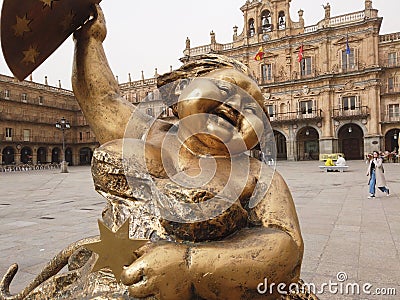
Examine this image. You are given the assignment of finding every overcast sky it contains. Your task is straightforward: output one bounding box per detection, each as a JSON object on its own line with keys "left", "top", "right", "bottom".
{"left": 0, "top": 0, "right": 398, "bottom": 89}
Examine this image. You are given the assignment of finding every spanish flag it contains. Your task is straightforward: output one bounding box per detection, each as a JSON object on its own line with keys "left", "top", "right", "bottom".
{"left": 254, "top": 47, "right": 264, "bottom": 61}
{"left": 298, "top": 44, "right": 304, "bottom": 62}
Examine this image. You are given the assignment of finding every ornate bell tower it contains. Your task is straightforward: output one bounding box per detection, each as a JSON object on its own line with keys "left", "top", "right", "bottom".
{"left": 240, "top": 0, "right": 301, "bottom": 42}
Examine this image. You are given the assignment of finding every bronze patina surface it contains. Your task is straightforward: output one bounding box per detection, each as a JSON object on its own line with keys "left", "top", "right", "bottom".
{"left": 0, "top": 3, "right": 317, "bottom": 300}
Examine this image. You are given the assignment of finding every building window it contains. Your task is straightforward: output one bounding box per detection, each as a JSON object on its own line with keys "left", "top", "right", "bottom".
{"left": 146, "top": 92, "right": 154, "bottom": 101}
{"left": 161, "top": 107, "right": 167, "bottom": 117}
{"left": 86, "top": 131, "right": 91, "bottom": 139}
{"left": 5, "top": 128, "right": 12, "bottom": 141}
{"left": 21, "top": 93, "right": 27, "bottom": 102}
{"left": 261, "top": 10, "right": 272, "bottom": 32}
{"left": 266, "top": 105, "right": 274, "bottom": 119}
{"left": 388, "top": 52, "right": 397, "bottom": 66}
{"left": 388, "top": 77, "right": 395, "bottom": 91}
{"left": 342, "top": 96, "right": 356, "bottom": 110}
{"left": 4, "top": 89, "right": 10, "bottom": 99}
{"left": 300, "top": 57, "right": 312, "bottom": 76}
{"left": 39, "top": 96, "right": 44, "bottom": 105}
{"left": 261, "top": 64, "right": 273, "bottom": 82}
{"left": 342, "top": 49, "right": 355, "bottom": 71}
{"left": 388, "top": 104, "right": 400, "bottom": 118}
{"left": 23, "top": 129, "right": 30, "bottom": 142}
{"left": 146, "top": 108, "right": 153, "bottom": 117}
{"left": 248, "top": 18, "right": 255, "bottom": 37}
{"left": 300, "top": 100, "right": 313, "bottom": 115}
{"left": 79, "top": 132, "right": 83, "bottom": 141}
{"left": 278, "top": 11, "right": 286, "bottom": 30}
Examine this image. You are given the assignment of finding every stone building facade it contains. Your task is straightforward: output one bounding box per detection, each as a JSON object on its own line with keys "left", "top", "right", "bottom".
{"left": 0, "top": 75, "right": 98, "bottom": 166}
{"left": 181, "top": 0, "right": 400, "bottom": 160}
{"left": 0, "top": 70, "right": 174, "bottom": 167}
{"left": 2, "top": 0, "right": 399, "bottom": 163}
{"left": 119, "top": 71, "right": 175, "bottom": 121}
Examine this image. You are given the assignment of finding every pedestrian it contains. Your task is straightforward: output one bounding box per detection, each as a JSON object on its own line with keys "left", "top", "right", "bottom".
{"left": 366, "top": 151, "right": 389, "bottom": 198}
{"left": 335, "top": 154, "right": 346, "bottom": 166}
{"left": 325, "top": 155, "right": 334, "bottom": 166}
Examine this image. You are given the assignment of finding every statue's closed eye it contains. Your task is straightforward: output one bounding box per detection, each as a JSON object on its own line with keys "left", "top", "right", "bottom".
{"left": 215, "top": 81, "right": 236, "bottom": 98}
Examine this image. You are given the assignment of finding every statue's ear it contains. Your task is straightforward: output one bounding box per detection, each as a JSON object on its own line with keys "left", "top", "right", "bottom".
{"left": 1, "top": 0, "right": 101, "bottom": 81}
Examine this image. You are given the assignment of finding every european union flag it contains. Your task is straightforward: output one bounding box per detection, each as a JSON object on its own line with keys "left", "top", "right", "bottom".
{"left": 346, "top": 35, "right": 351, "bottom": 55}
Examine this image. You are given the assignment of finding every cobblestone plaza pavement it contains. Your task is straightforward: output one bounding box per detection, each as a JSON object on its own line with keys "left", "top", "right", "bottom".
{"left": 0, "top": 161, "right": 399, "bottom": 299}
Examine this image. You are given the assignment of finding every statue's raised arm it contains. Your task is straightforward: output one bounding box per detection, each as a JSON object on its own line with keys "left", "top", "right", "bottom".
{"left": 72, "top": 4, "right": 152, "bottom": 144}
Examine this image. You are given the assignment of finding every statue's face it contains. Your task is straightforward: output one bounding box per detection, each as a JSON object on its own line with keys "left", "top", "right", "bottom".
{"left": 177, "top": 68, "right": 265, "bottom": 155}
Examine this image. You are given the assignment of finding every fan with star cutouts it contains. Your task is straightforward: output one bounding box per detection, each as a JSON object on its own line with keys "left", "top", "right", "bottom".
{"left": 1, "top": 0, "right": 101, "bottom": 81}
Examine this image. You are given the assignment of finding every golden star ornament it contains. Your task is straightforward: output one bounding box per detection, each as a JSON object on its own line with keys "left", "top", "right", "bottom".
{"left": 40, "top": 0, "right": 58, "bottom": 8}
{"left": 85, "top": 219, "right": 149, "bottom": 282}
{"left": 13, "top": 14, "right": 32, "bottom": 37}
{"left": 21, "top": 45, "right": 40, "bottom": 64}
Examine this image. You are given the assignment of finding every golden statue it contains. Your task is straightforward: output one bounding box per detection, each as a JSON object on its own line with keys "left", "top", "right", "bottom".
{"left": 0, "top": 3, "right": 316, "bottom": 300}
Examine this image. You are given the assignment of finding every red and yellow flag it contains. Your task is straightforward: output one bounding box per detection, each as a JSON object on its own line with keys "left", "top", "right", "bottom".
{"left": 254, "top": 46, "right": 264, "bottom": 61}
{"left": 298, "top": 45, "right": 304, "bottom": 62}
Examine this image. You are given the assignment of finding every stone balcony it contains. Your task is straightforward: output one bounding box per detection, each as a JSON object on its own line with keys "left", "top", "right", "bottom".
{"left": 0, "top": 134, "right": 98, "bottom": 145}
{"left": 0, "top": 111, "right": 67, "bottom": 125}
{"left": 379, "top": 32, "right": 400, "bottom": 43}
{"left": 332, "top": 106, "right": 370, "bottom": 120}
{"left": 381, "top": 83, "right": 400, "bottom": 95}
{"left": 269, "top": 109, "right": 323, "bottom": 124}
{"left": 381, "top": 114, "right": 400, "bottom": 124}
{"left": 300, "top": 11, "right": 366, "bottom": 34}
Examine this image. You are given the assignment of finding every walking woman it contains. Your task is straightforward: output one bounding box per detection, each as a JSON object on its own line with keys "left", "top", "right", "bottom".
{"left": 367, "top": 151, "right": 390, "bottom": 198}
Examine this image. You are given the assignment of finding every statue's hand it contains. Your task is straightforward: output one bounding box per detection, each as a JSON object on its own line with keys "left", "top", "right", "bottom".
{"left": 74, "top": 4, "right": 106, "bottom": 42}
{"left": 121, "top": 242, "right": 192, "bottom": 300}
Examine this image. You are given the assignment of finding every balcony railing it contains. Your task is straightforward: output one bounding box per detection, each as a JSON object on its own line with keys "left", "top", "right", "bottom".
{"left": 329, "top": 11, "right": 365, "bottom": 26}
{"left": 0, "top": 112, "right": 75, "bottom": 126}
{"left": 0, "top": 74, "right": 74, "bottom": 96}
{"left": 185, "top": 42, "right": 235, "bottom": 58}
{"left": 0, "top": 135, "right": 99, "bottom": 145}
{"left": 379, "top": 32, "right": 400, "bottom": 43}
{"left": 269, "top": 109, "right": 323, "bottom": 123}
{"left": 332, "top": 106, "right": 369, "bottom": 119}
{"left": 381, "top": 114, "right": 400, "bottom": 124}
{"left": 119, "top": 78, "right": 157, "bottom": 90}
{"left": 304, "top": 11, "right": 365, "bottom": 34}
{"left": 381, "top": 83, "right": 400, "bottom": 94}
{"left": 380, "top": 59, "right": 400, "bottom": 68}
{"left": 73, "top": 137, "right": 99, "bottom": 144}
{"left": 1, "top": 135, "right": 70, "bottom": 144}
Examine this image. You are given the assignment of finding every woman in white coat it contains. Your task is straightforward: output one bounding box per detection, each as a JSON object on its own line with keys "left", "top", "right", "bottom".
{"left": 367, "top": 151, "right": 389, "bottom": 198}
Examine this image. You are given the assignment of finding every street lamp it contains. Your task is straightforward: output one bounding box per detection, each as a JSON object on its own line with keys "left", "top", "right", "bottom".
{"left": 55, "top": 117, "right": 71, "bottom": 173}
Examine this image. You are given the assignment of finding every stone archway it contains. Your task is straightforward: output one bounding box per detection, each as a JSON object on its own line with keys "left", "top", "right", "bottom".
{"left": 384, "top": 128, "right": 400, "bottom": 152}
{"left": 2, "top": 147, "right": 15, "bottom": 165}
{"left": 37, "top": 147, "right": 47, "bottom": 164}
{"left": 65, "top": 148, "right": 73, "bottom": 166}
{"left": 52, "top": 147, "right": 61, "bottom": 163}
{"left": 21, "top": 147, "right": 32, "bottom": 164}
{"left": 273, "top": 130, "right": 287, "bottom": 160}
{"left": 338, "top": 124, "right": 364, "bottom": 160}
{"left": 296, "top": 127, "right": 320, "bottom": 160}
{"left": 79, "top": 147, "right": 93, "bottom": 165}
